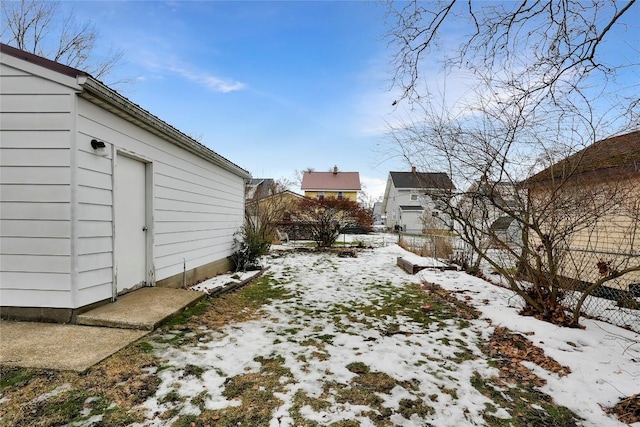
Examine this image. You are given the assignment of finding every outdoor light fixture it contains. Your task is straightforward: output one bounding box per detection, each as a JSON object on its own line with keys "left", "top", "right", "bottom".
{"left": 91, "top": 139, "right": 106, "bottom": 149}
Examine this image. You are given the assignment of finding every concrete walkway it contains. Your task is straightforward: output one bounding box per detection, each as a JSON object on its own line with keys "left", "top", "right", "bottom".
{"left": 0, "top": 287, "right": 206, "bottom": 371}
{"left": 77, "top": 287, "right": 205, "bottom": 330}
{"left": 0, "top": 322, "right": 148, "bottom": 371}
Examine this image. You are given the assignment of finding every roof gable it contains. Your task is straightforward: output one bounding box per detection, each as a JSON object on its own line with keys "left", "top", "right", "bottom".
{"left": 490, "top": 216, "right": 516, "bottom": 231}
{"left": 247, "top": 189, "right": 304, "bottom": 205}
{"left": 389, "top": 172, "right": 455, "bottom": 190}
{"left": 1, "top": 42, "right": 87, "bottom": 79}
{"left": 301, "top": 171, "right": 361, "bottom": 191}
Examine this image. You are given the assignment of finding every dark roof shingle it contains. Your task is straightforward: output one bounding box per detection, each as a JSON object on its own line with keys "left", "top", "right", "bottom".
{"left": 390, "top": 172, "right": 455, "bottom": 190}
{"left": 490, "top": 216, "right": 516, "bottom": 231}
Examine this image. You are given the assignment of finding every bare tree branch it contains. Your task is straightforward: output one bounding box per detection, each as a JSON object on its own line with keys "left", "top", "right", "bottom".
{"left": 1, "top": 0, "right": 126, "bottom": 82}
{"left": 385, "top": 16, "right": 640, "bottom": 326}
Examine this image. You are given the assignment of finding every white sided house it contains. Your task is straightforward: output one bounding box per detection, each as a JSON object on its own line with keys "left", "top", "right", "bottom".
{"left": 0, "top": 44, "right": 250, "bottom": 322}
{"left": 381, "top": 168, "right": 455, "bottom": 234}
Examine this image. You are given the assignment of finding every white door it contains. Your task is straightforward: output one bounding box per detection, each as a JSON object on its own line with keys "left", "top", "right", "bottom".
{"left": 115, "top": 154, "right": 147, "bottom": 294}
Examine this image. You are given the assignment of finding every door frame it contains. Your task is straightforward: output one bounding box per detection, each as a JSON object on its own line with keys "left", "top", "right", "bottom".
{"left": 111, "top": 148, "right": 155, "bottom": 300}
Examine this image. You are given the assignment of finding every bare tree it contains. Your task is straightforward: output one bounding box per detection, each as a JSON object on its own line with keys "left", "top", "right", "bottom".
{"left": 1, "top": 0, "right": 124, "bottom": 81}
{"left": 387, "top": 0, "right": 638, "bottom": 121}
{"left": 292, "top": 197, "right": 373, "bottom": 248}
{"left": 245, "top": 178, "right": 296, "bottom": 242}
{"left": 357, "top": 185, "right": 376, "bottom": 211}
{"left": 233, "top": 178, "right": 298, "bottom": 270}
{"left": 385, "top": 1, "right": 640, "bottom": 327}
{"left": 293, "top": 167, "right": 315, "bottom": 188}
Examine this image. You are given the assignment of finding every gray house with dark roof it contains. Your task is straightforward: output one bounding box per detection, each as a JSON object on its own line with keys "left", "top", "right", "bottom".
{"left": 246, "top": 178, "right": 276, "bottom": 202}
{"left": 381, "top": 168, "right": 455, "bottom": 233}
{"left": 489, "top": 216, "right": 521, "bottom": 248}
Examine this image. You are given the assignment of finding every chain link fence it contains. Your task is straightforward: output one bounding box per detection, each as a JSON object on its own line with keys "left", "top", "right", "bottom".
{"left": 337, "top": 232, "right": 639, "bottom": 333}
{"left": 558, "top": 248, "right": 640, "bottom": 333}
{"left": 475, "top": 245, "right": 639, "bottom": 333}
{"left": 397, "top": 234, "right": 639, "bottom": 333}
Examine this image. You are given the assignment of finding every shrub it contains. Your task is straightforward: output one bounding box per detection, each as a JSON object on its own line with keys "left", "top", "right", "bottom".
{"left": 230, "top": 226, "right": 270, "bottom": 271}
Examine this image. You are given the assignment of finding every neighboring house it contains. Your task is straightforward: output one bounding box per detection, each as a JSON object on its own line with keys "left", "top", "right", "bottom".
{"left": 245, "top": 178, "right": 276, "bottom": 202}
{"left": 0, "top": 44, "right": 250, "bottom": 323}
{"left": 381, "top": 167, "right": 455, "bottom": 234}
{"left": 457, "top": 176, "right": 521, "bottom": 248}
{"left": 300, "top": 166, "right": 361, "bottom": 201}
{"left": 525, "top": 130, "right": 640, "bottom": 292}
{"left": 372, "top": 201, "right": 383, "bottom": 225}
{"left": 489, "top": 216, "right": 521, "bottom": 248}
{"left": 245, "top": 179, "right": 306, "bottom": 241}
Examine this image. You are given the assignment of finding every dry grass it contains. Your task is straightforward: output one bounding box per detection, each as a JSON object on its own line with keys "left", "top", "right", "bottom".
{"left": 0, "top": 275, "right": 284, "bottom": 427}
{"left": 606, "top": 393, "right": 640, "bottom": 424}
{"left": 398, "top": 235, "right": 454, "bottom": 259}
{"left": 0, "top": 341, "right": 159, "bottom": 427}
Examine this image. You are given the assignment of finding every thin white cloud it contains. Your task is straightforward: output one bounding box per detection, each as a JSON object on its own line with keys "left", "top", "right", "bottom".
{"left": 168, "top": 64, "right": 246, "bottom": 93}
{"left": 360, "top": 175, "right": 387, "bottom": 201}
{"left": 136, "top": 50, "right": 246, "bottom": 93}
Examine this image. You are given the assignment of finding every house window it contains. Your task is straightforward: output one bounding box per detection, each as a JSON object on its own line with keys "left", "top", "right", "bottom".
{"left": 410, "top": 194, "right": 418, "bottom": 201}
{"left": 318, "top": 191, "right": 325, "bottom": 200}
{"left": 432, "top": 211, "right": 439, "bottom": 217}
{"left": 338, "top": 191, "right": 344, "bottom": 200}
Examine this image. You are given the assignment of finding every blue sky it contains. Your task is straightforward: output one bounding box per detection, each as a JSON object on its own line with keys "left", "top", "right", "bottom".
{"left": 65, "top": 1, "right": 400, "bottom": 200}
{"left": 58, "top": 1, "right": 639, "bottom": 200}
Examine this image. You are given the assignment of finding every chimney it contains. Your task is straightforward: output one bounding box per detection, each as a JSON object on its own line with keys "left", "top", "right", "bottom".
{"left": 333, "top": 165, "right": 338, "bottom": 175}
{"left": 411, "top": 165, "right": 416, "bottom": 173}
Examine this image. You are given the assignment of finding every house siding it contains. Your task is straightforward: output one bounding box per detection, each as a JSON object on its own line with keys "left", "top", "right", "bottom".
{"left": 1, "top": 48, "right": 248, "bottom": 314}
{"left": 0, "top": 62, "right": 74, "bottom": 308}
{"left": 400, "top": 209, "right": 424, "bottom": 234}
{"left": 529, "top": 175, "right": 640, "bottom": 291}
{"left": 561, "top": 179, "right": 639, "bottom": 289}
{"left": 384, "top": 188, "right": 433, "bottom": 231}
{"left": 303, "top": 190, "right": 357, "bottom": 201}
{"left": 76, "top": 99, "right": 244, "bottom": 295}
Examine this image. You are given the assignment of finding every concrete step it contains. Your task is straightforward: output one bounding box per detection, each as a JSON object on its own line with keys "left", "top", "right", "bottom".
{"left": 76, "top": 287, "right": 205, "bottom": 330}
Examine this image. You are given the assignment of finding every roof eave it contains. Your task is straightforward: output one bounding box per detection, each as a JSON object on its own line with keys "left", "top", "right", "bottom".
{"left": 79, "top": 76, "right": 250, "bottom": 180}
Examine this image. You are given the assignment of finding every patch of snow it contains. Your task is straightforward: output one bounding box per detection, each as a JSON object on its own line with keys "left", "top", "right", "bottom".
{"left": 399, "top": 251, "right": 449, "bottom": 268}
{"left": 32, "top": 383, "right": 72, "bottom": 403}
{"left": 412, "top": 247, "right": 640, "bottom": 427}
{"left": 190, "top": 270, "right": 262, "bottom": 293}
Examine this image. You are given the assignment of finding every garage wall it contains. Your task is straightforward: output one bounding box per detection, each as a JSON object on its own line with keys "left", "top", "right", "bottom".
{"left": 0, "top": 62, "right": 74, "bottom": 308}
{"left": 76, "top": 98, "right": 245, "bottom": 304}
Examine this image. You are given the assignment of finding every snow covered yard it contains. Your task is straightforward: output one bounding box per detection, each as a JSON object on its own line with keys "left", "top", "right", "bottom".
{"left": 0, "top": 238, "right": 637, "bottom": 426}
{"left": 141, "top": 242, "right": 638, "bottom": 426}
